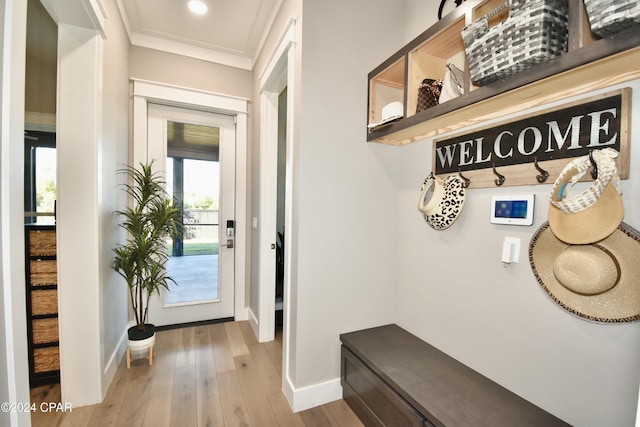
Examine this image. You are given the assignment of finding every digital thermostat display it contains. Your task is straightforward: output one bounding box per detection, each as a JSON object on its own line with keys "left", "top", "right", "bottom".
{"left": 490, "top": 195, "right": 534, "bottom": 226}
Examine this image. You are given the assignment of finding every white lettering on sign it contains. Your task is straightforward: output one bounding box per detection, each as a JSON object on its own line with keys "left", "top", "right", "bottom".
{"left": 433, "top": 94, "right": 622, "bottom": 175}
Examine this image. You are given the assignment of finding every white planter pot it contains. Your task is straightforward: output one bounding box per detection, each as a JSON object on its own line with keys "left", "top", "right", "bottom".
{"left": 127, "top": 333, "right": 155, "bottom": 359}
{"left": 126, "top": 330, "right": 155, "bottom": 368}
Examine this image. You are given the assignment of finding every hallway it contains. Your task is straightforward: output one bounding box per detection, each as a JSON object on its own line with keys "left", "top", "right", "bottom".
{"left": 30, "top": 321, "right": 363, "bottom": 427}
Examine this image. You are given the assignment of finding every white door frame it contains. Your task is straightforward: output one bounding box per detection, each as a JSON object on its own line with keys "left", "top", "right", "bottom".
{"left": 131, "top": 79, "right": 249, "bottom": 322}
{"left": 255, "top": 19, "right": 296, "bottom": 342}
{"left": 256, "top": 17, "right": 297, "bottom": 405}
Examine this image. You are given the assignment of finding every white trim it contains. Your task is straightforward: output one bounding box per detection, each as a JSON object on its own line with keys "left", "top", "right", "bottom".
{"left": 257, "top": 18, "right": 298, "bottom": 412}
{"left": 251, "top": 0, "right": 285, "bottom": 69}
{"left": 131, "top": 79, "right": 249, "bottom": 113}
{"left": 248, "top": 306, "right": 259, "bottom": 338}
{"left": 103, "top": 326, "right": 127, "bottom": 379}
{"left": 40, "top": 0, "right": 106, "bottom": 36}
{"left": 130, "top": 33, "right": 252, "bottom": 71}
{"left": 57, "top": 22, "right": 104, "bottom": 407}
{"left": 1, "top": 1, "right": 31, "bottom": 425}
{"left": 259, "top": 17, "right": 296, "bottom": 86}
{"left": 131, "top": 79, "right": 249, "bottom": 323}
{"left": 234, "top": 111, "right": 249, "bottom": 321}
{"left": 283, "top": 376, "right": 343, "bottom": 413}
{"left": 257, "top": 18, "right": 296, "bottom": 343}
{"left": 257, "top": 90, "right": 278, "bottom": 342}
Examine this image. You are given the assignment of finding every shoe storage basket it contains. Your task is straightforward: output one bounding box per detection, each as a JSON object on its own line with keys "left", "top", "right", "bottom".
{"left": 582, "top": 0, "right": 640, "bottom": 37}
{"left": 462, "top": 0, "right": 568, "bottom": 86}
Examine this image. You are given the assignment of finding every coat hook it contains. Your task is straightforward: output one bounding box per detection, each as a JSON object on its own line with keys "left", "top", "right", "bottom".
{"left": 458, "top": 169, "right": 470, "bottom": 188}
{"left": 534, "top": 158, "right": 549, "bottom": 183}
{"left": 589, "top": 150, "right": 598, "bottom": 179}
{"left": 424, "top": 171, "right": 434, "bottom": 183}
{"left": 492, "top": 164, "right": 505, "bottom": 186}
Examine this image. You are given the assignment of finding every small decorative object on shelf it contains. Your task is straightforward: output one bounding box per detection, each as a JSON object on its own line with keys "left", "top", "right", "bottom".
{"left": 582, "top": 0, "right": 640, "bottom": 37}
{"left": 439, "top": 63, "right": 465, "bottom": 104}
{"left": 415, "top": 78, "right": 442, "bottom": 113}
{"left": 367, "top": 101, "right": 404, "bottom": 132}
{"left": 461, "top": 0, "right": 569, "bottom": 85}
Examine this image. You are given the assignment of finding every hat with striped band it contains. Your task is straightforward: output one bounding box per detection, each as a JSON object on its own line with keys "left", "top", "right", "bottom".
{"left": 548, "top": 148, "right": 623, "bottom": 245}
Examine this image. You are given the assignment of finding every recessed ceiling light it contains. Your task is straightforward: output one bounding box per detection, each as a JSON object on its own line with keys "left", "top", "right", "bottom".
{"left": 188, "top": 0, "right": 208, "bottom": 15}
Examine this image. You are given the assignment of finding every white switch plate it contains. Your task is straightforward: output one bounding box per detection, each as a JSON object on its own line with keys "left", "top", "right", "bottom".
{"left": 502, "top": 237, "right": 521, "bottom": 264}
{"left": 252, "top": 217, "right": 258, "bottom": 230}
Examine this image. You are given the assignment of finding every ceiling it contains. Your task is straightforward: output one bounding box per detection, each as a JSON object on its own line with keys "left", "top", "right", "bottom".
{"left": 116, "top": 0, "right": 282, "bottom": 69}
{"left": 27, "top": 0, "right": 282, "bottom": 70}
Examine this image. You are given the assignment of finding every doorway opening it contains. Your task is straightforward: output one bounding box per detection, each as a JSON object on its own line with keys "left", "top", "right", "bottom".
{"left": 275, "top": 87, "right": 287, "bottom": 331}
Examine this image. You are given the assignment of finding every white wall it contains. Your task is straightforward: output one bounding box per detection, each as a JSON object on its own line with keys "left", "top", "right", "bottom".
{"left": 56, "top": 22, "right": 105, "bottom": 406}
{"left": 395, "top": 89, "right": 640, "bottom": 427}
{"left": 275, "top": 1, "right": 640, "bottom": 425}
{"left": 289, "top": 0, "right": 404, "bottom": 391}
{"left": 98, "top": 0, "right": 131, "bottom": 397}
{"left": 41, "top": 0, "right": 130, "bottom": 407}
{"left": 392, "top": 6, "right": 640, "bottom": 425}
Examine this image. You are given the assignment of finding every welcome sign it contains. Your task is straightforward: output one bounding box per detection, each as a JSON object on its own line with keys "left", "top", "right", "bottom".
{"left": 433, "top": 89, "right": 630, "bottom": 187}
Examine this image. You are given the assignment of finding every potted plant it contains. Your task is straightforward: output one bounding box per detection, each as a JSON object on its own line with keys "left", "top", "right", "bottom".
{"left": 112, "top": 161, "right": 180, "bottom": 361}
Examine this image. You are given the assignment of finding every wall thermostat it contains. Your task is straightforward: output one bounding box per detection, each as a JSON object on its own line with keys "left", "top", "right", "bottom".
{"left": 490, "top": 195, "right": 534, "bottom": 226}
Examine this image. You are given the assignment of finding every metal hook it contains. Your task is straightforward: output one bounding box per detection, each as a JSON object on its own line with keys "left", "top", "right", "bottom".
{"left": 534, "top": 158, "right": 549, "bottom": 183}
{"left": 589, "top": 150, "right": 598, "bottom": 179}
{"left": 492, "top": 164, "right": 505, "bottom": 186}
{"left": 458, "top": 169, "right": 470, "bottom": 188}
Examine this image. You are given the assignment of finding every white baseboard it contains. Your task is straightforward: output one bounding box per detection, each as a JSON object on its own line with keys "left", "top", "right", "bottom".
{"left": 248, "top": 307, "right": 259, "bottom": 339}
{"left": 102, "top": 326, "right": 128, "bottom": 398}
{"left": 234, "top": 305, "right": 249, "bottom": 321}
{"left": 283, "top": 375, "right": 343, "bottom": 413}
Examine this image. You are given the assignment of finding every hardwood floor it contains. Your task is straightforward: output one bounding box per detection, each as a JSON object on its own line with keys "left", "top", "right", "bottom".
{"left": 30, "top": 321, "right": 364, "bottom": 427}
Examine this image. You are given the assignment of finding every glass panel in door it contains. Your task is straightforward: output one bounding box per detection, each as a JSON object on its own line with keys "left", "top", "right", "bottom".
{"left": 165, "top": 157, "right": 220, "bottom": 305}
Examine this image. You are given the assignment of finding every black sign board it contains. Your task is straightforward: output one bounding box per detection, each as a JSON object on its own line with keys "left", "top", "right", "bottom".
{"left": 434, "top": 90, "right": 629, "bottom": 176}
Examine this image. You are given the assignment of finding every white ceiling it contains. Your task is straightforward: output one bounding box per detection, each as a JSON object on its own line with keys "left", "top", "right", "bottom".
{"left": 116, "top": 0, "right": 282, "bottom": 70}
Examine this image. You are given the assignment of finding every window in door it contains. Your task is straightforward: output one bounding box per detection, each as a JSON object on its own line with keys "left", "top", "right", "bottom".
{"left": 24, "top": 131, "right": 56, "bottom": 225}
{"left": 165, "top": 121, "right": 221, "bottom": 305}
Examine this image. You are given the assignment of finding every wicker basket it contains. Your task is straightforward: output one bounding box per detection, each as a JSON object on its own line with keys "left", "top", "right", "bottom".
{"left": 32, "top": 318, "right": 59, "bottom": 345}
{"left": 28, "top": 229, "right": 56, "bottom": 256}
{"left": 583, "top": 0, "right": 640, "bottom": 37}
{"left": 33, "top": 347, "right": 60, "bottom": 373}
{"left": 462, "top": 0, "right": 569, "bottom": 85}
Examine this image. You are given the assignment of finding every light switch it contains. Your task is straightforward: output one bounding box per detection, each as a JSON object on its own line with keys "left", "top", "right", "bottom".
{"left": 501, "top": 237, "right": 521, "bottom": 266}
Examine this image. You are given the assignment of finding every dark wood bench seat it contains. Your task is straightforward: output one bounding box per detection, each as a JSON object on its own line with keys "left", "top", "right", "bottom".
{"left": 340, "top": 324, "right": 570, "bottom": 427}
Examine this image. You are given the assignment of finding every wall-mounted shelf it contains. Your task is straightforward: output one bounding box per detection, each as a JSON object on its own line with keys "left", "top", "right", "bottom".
{"left": 367, "top": 0, "right": 640, "bottom": 146}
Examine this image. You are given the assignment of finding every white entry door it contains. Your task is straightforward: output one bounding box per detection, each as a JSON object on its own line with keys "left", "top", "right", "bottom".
{"left": 146, "top": 103, "right": 236, "bottom": 325}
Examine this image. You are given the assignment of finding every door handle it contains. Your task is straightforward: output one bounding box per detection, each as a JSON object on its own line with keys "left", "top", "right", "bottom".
{"left": 221, "top": 239, "right": 234, "bottom": 249}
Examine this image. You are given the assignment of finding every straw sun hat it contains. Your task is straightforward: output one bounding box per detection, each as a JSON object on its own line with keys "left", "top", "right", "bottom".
{"left": 548, "top": 148, "right": 623, "bottom": 244}
{"left": 529, "top": 221, "right": 640, "bottom": 323}
{"left": 530, "top": 148, "right": 639, "bottom": 323}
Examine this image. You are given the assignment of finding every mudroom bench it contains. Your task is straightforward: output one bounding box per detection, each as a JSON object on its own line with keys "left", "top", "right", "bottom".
{"left": 340, "top": 324, "right": 569, "bottom": 427}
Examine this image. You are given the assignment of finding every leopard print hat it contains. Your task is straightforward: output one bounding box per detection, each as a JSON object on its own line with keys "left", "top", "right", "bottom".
{"left": 418, "top": 174, "right": 467, "bottom": 231}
